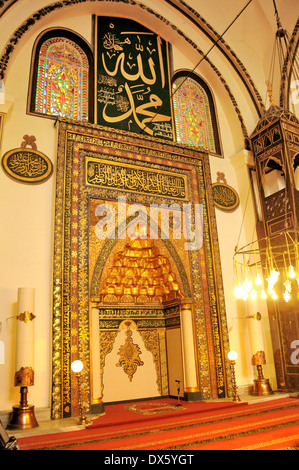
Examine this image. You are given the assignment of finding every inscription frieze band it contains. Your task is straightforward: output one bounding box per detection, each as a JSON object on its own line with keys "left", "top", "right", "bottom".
{"left": 86, "top": 156, "right": 188, "bottom": 199}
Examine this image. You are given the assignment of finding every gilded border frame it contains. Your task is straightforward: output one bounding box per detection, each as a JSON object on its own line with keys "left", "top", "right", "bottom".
{"left": 52, "top": 119, "right": 232, "bottom": 419}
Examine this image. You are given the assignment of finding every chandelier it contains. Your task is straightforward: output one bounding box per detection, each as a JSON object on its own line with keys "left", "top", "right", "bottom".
{"left": 233, "top": 2, "right": 299, "bottom": 304}
{"left": 233, "top": 229, "right": 299, "bottom": 302}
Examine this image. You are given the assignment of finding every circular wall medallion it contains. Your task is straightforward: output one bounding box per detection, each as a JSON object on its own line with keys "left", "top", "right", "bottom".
{"left": 212, "top": 182, "right": 239, "bottom": 211}
{"left": 2, "top": 148, "right": 53, "bottom": 183}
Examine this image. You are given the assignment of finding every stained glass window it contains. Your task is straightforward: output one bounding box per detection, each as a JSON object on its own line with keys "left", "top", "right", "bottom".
{"left": 172, "top": 75, "right": 219, "bottom": 153}
{"left": 34, "top": 37, "right": 89, "bottom": 121}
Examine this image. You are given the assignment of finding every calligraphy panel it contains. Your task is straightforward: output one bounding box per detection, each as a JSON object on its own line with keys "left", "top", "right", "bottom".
{"left": 85, "top": 156, "right": 188, "bottom": 199}
{"left": 95, "top": 17, "right": 174, "bottom": 140}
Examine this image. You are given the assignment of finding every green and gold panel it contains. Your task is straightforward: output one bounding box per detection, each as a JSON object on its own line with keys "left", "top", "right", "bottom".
{"left": 95, "top": 16, "right": 174, "bottom": 141}
{"left": 52, "top": 119, "right": 232, "bottom": 419}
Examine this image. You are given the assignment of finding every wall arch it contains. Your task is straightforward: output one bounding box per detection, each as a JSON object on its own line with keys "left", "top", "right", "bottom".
{"left": 172, "top": 69, "right": 222, "bottom": 155}
{"left": 27, "top": 27, "right": 94, "bottom": 122}
{"left": 90, "top": 215, "right": 192, "bottom": 299}
{"left": 0, "top": 0, "right": 255, "bottom": 143}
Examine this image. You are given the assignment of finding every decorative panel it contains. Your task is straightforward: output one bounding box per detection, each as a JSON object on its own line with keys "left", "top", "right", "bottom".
{"left": 52, "top": 119, "right": 231, "bottom": 419}
{"left": 35, "top": 37, "right": 89, "bottom": 121}
{"left": 95, "top": 16, "right": 174, "bottom": 141}
{"left": 173, "top": 76, "right": 216, "bottom": 152}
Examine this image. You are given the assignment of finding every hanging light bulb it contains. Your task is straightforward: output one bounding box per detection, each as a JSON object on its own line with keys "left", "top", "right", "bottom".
{"left": 267, "top": 269, "right": 279, "bottom": 295}
{"left": 254, "top": 272, "right": 263, "bottom": 285}
{"left": 234, "top": 283, "right": 243, "bottom": 299}
{"left": 250, "top": 289, "right": 257, "bottom": 300}
{"left": 284, "top": 280, "right": 292, "bottom": 292}
{"left": 282, "top": 280, "right": 292, "bottom": 302}
{"left": 243, "top": 277, "right": 252, "bottom": 293}
{"left": 271, "top": 289, "right": 278, "bottom": 300}
{"left": 270, "top": 269, "right": 279, "bottom": 284}
{"left": 288, "top": 265, "right": 296, "bottom": 278}
{"left": 242, "top": 289, "right": 249, "bottom": 301}
{"left": 283, "top": 290, "right": 290, "bottom": 302}
{"left": 261, "top": 289, "right": 267, "bottom": 299}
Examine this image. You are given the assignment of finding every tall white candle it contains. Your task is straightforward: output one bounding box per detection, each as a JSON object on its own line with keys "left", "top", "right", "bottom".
{"left": 15, "top": 288, "right": 35, "bottom": 380}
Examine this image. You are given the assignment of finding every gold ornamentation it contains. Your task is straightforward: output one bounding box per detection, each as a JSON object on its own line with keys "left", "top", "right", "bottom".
{"left": 16, "top": 311, "right": 35, "bottom": 323}
{"left": 116, "top": 323, "right": 144, "bottom": 381}
{"left": 265, "top": 80, "right": 275, "bottom": 105}
{"left": 212, "top": 182, "right": 239, "bottom": 211}
{"left": 1, "top": 135, "right": 53, "bottom": 184}
{"left": 100, "top": 233, "right": 183, "bottom": 304}
{"left": 216, "top": 171, "right": 227, "bottom": 184}
{"left": 139, "top": 329, "right": 161, "bottom": 393}
{"left": 52, "top": 120, "right": 231, "bottom": 418}
{"left": 21, "top": 134, "right": 37, "bottom": 150}
{"left": 86, "top": 157, "right": 187, "bottom": 199}
{"left": 251, "top": 350, "right": 266, "bottom": 366}
{"left": 247, "top": 311, "right": 262, "bottom": 321}
{"left": 14, "top": 366, "right": 34, "bottom": 386}
{"left": 99, "top": 331, "right": 118, "bottom": 399}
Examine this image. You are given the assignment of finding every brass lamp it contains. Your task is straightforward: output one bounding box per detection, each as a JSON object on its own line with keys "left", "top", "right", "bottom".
{"left": 228, "top": 350, "right": 241, "bottom": 402}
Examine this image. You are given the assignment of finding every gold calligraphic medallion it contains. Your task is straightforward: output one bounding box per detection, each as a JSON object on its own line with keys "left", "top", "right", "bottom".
{"left": 2, "top": 148, "right": 53, "bottom": 184}
{"left": 212, "top": 183, "right": 239, "bottom": 211}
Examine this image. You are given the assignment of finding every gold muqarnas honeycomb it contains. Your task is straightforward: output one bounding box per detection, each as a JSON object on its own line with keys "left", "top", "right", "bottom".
{"left": 100, "top": 233, "right": 183, "bottom": 304}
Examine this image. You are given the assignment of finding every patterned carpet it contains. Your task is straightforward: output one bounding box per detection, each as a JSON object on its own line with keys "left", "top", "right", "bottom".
{"left": 16, "top": 397, "right": 299, "bottom": 450}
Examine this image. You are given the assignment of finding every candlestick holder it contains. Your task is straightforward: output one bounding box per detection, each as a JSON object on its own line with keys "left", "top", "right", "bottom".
{"left": 6, "top": 384, "right": 38, "bottom": 430}
{"left": 71, "top": 360, "right": 90, "bottom": 426}
{"left": 175, "top": 380, "right": 183, "bottom": 407}
{"left": 228, "top": 351, "right": 241, "bottom": 402}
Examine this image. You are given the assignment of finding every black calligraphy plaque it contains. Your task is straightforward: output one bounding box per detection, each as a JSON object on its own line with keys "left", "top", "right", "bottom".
{"left": 95, "top": 17, "right": 174, "bottom": 141}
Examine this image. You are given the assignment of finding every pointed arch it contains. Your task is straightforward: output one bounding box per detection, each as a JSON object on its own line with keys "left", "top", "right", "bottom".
{"left": 90, "top": 215, "right": 192, "bottom": 299}
{"left": 172, "top": 70, "right": 222, "bottom": 155}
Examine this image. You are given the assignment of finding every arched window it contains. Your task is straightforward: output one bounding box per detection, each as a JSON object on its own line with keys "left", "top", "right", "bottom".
{"left": 172, "top": 72, "right": 221, "bottom": 155}
{"left": 29, "top": 29, "right": 93, "bottom": 122}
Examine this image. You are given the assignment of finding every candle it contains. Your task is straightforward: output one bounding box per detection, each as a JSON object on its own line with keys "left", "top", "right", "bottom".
{"left": 15, "top": 287, "right": 35, "bottom": 386}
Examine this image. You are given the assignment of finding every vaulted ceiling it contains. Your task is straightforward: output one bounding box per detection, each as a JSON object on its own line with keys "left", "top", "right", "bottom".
{"left": 0, "top": 0, "right": 298, "bottom": 142}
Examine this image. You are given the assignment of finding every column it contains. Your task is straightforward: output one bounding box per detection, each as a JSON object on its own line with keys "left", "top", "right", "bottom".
{"left": 180, "top": 302, "right": 201, "bottom": 400}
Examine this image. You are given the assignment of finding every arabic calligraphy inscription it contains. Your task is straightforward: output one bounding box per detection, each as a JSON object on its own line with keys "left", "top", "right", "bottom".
{"left": 1, "top": 137, "right": 53, "bottom": 184}
{"left": 86, "top": 156, "right": 187, "bottom": 199}
{"left": 96, "top": 17, "right": 174, "bottom": 140}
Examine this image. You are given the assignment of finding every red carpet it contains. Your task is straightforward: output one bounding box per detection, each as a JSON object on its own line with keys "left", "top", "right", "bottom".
{"left": 16, "top": 397, "right": 299, "bottom": 450}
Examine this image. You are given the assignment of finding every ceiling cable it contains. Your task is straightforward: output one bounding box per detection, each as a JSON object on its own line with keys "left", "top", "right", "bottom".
{"left": 139, "top": 0, "right": 254, "bottom": 134}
